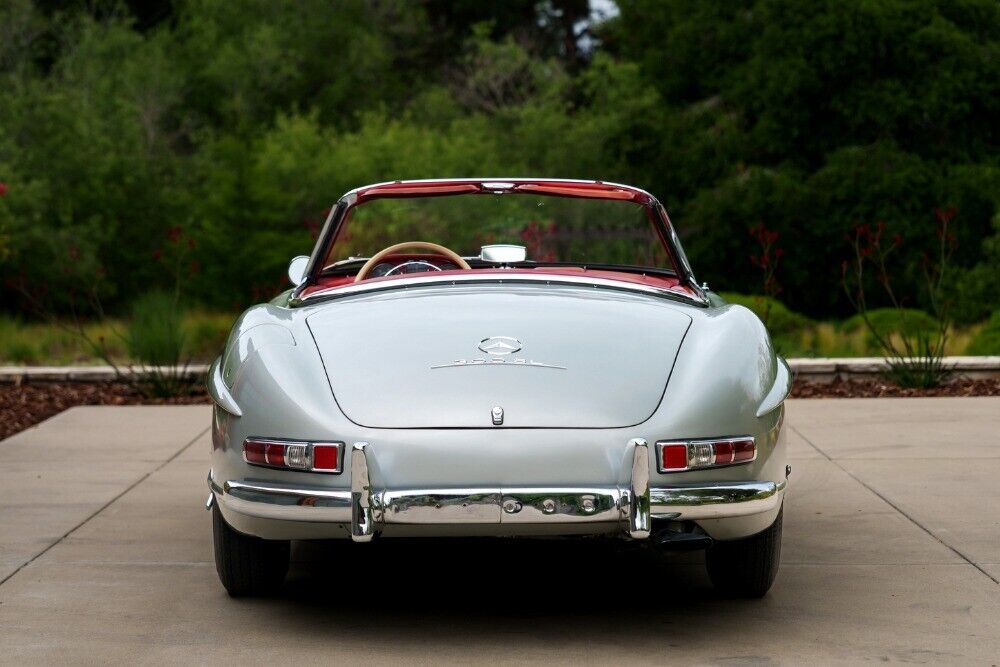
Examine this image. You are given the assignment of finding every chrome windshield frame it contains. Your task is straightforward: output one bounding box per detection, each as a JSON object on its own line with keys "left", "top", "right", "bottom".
{"left": 290, "top": 179, "right": 704, "bottom": 304}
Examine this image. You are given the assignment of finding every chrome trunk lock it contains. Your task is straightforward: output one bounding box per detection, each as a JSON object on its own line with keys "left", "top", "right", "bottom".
{"left": 491, "top": 406, "right": 504, "bottom": 426}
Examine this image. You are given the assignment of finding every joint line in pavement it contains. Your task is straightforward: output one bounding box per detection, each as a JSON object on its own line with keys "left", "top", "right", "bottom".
{"left": 789, "top": 424, "right": 998, "bottom": 585}
{"left": 0, "top": 425, "right": 211, "bottom": 589}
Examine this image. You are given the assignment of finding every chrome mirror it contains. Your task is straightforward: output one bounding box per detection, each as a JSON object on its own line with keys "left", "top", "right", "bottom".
{"left": 480, "top": 244, "right": 527, "bottom": 263}
{"left": 287, "top": 255, "right": 310, "bottom": 286}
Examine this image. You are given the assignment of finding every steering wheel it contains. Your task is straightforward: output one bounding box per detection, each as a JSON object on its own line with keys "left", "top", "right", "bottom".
{"left": 354, "top": 241, "right": 471, "bottom": 282}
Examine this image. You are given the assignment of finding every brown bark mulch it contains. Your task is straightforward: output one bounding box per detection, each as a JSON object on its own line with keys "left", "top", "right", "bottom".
{"left": 2, "top": 377, "right": 998, "bottom": 442}
{"left": 0, "top": 381, "right": 209, "bottom": 441}
{"left": 790, "top": 377, "right": 1000, "bottom": 399}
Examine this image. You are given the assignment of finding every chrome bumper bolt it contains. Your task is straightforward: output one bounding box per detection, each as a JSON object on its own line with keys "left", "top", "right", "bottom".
{"left": 502, "top": 498, "right": 522, "bottom": 514}
{"left": 581, "top": 496, "right": 596, "bottom": 513}
{"left": 542, "top": 498, "right": 556, "bottom": 513}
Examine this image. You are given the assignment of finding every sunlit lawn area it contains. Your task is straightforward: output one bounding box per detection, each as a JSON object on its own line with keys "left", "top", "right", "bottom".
{"left": 1, "top": 295, "right": 998, "bottom": 365}
{"left": 0, "top": 311, "right": 233, "bottom": 365}
{"left": 720, "top": 293, "right": 1000, "bottom": 357}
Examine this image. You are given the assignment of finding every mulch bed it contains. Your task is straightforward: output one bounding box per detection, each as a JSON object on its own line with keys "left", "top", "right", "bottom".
{"left": 0, "top": 381, "right": 209, "bottom": 441}
{"left": 2, "top": 377, "right": 998, "bottom": 442}
{"left": 790, "top": 377, "right": 1000, "bottom": 398}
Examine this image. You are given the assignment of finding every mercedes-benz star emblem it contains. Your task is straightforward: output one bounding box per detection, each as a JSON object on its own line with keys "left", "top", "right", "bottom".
{"left": 478, "top": 336, "right": 522, "bottom": 355}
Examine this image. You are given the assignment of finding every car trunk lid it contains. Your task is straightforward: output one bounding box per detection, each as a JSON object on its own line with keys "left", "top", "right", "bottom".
{"left": 306, "top": 286, "right": 691, "bottom": 428}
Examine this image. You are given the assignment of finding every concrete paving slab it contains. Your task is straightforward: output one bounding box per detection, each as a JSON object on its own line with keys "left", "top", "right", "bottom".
{"left": 0, "top": 399, "right": 998, "bottom": 663}
{"left": 782, "top": 459, "right": 962, "bottom": 565}
{"left": 840, "top": 458, "right": 1000, "bottom": 574}
{"left": 0, "top": 406, "right": 209, "bottom": 583}
{"left": 0, "top": 461, "right": 162, "bottom": 580}
{"left": 785, "top": 426, "right": 824, "bottom": 460}
{"left": 43, "top": 460, "right": 212, "bottom": 565}
{"left": 1, "top": 405, "right": 211, "bottom": 462}
{"left": 786, "top": 397, "right": 1000, "bottom": 460}
{"left": 177, "top": 430, "right": 212, "bottom": 463}
{"left": 1, "top": 556, "right": 998, "bottom": 663}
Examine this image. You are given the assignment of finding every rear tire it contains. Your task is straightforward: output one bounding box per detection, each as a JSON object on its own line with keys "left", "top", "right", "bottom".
{"left": 212, "top": 503, "right": 290, "bottom": 597}
{"left": 705, "top": 507, "right": 782, "bottom": 598}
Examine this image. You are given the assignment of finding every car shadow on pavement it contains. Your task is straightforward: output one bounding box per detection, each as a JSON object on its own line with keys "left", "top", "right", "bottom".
{"left": 277, "top": 538, "right": 744, "bottom": 628}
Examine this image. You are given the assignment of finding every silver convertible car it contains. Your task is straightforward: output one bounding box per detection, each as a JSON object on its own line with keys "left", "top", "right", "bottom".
{"left": 206, "top": 178, "right": 791, "bottom": 598}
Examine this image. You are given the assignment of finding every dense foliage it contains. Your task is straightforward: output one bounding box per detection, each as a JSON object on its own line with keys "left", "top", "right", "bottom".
{"left": 1, "top": 0, "right": 997, "bottom": 320}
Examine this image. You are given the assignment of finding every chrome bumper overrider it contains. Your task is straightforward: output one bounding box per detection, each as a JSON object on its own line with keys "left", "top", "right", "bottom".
{"left": 209, "top": 440, "right": 785, "bottom": 542}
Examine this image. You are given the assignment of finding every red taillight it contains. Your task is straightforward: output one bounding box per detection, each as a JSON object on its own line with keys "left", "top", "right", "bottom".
{"left": 713, "top": 441, "right": 735, "bottom": 464}
{"left": 244, "top": 441, "right": 267, "bottom": 464}
{"left": 242, "top": 439, "right": 343, "bottom": 474}
{"left": 264, "top": 443, "right": 285, "bottom": 466}
{"left": 733, "top": 438, "right": 756, "bottom": 462}
{"left": 660, "top": 443, "right": 688, "bottom": 470}
{"left": 311, "top": 444, "right": 340, "bottom": 471}
{"left": 656, "top": 437, "right": 756, "bottom": 473}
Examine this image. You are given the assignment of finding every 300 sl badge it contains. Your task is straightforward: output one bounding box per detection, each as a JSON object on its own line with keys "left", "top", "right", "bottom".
{"left": 431, "top": 336, "right": 565, "bottom": 370}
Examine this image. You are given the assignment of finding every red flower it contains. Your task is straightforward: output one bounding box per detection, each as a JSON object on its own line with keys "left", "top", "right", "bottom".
{"left": 934, "top": 207, "right": 957, "bottom": 224}
{"left": 0, "top": 182, "right": 7, "bottom": 197}
{"left": 166, "top": 225, "right": 183, "bottom": 243}
{"left": 152, "top": 249, "right": 163, "bottom": 261}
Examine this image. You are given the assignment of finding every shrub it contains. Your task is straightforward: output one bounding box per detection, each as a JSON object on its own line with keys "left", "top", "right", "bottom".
{"left": 842, "top": 217, "right": 955, "bottom": 388}
{"left": 4, "top": 339, "right": 40, "bottom": 364}
{"left": 127, "top": 292, "right": 185, "bottom": 366}
{"left": 126, "top": 291, "right": 193, "bottom": 397}
{"left": 183, "top": 312, "right": 233, "bottom": 359}
{"left": 968, "top": 311, "right": 1000, "bottom": 355}
{"left": 718, "top": 292, "right": 813, "bottom": 337}
{"left": 840, "top": 308, "right": 940, "bottom": 339}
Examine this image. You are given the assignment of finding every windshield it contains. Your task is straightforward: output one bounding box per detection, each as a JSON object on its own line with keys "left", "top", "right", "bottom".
{"left": 322, "top": 192, "right": 673, "bottom": 271}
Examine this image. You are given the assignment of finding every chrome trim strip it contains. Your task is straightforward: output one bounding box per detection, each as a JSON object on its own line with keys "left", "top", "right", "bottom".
{"left": 350, "top": 442, "right": 376, "bottom": 542}
{"left": 650, "top": 481, "right": 785, "bottom": 520}
{"left": 223, "top": 479, "right": 350, "bottom": 503}
{"left": 210, "top": 475, "right": 784, "bottom": 531}
{"left": 628, "top": 438, "right": 651, "bottom": 538}
{"left": 500, "top": 487, "right": 621, "bottom": 524}
{"left": 218, "top": 479, "right": 351, "bottom": 522}
{"left": 294, "top": 273, "right": 707, "bottom": 308}
{"left": 207, "top": 470, "right": 223, "bottom": 495}
{"left": 206, "top": 357, "right": 241, "bottom": 417}
{"left": 381, "top": 489, "right": 501, "bottom": 524}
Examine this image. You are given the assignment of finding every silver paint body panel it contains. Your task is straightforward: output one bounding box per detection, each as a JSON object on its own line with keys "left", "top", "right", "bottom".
{"left": 306, "top": 287, "right": 691, "bottom": 428}
{"left": 209, "top": 281, "right": 788, "bottom": 542}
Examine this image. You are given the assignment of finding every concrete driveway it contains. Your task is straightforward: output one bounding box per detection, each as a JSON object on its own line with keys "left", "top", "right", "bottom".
{"left": 0, "top": 399, "right": 998, "bottom": 664}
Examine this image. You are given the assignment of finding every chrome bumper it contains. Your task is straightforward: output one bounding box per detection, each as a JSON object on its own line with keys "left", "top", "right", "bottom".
{"left": 209, "top": 440, "right": 785, "bottom": 542}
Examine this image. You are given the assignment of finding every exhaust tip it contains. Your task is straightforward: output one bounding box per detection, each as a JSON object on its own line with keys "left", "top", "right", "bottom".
{"left": 653, "top": 529, "right": 713, "bottom": 552}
